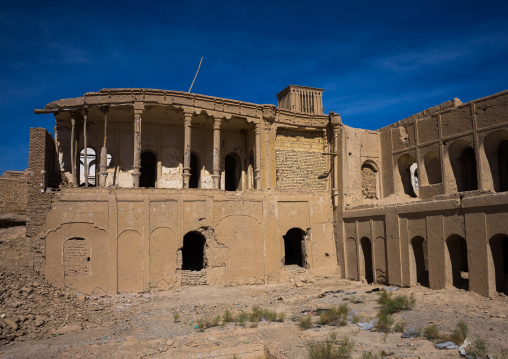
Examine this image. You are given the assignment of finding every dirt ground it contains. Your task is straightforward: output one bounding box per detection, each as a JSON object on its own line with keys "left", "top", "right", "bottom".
{"left": 1, "top": 226, "right": 507, "bottom": 359}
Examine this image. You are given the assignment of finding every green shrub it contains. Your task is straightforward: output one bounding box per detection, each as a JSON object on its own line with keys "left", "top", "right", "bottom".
{"left": 374, "top": 311, "right": 393, "bottom": 333}
{"left": 318, "top": 304, "right": 349, "bottom": 327}
{"left": 465, "top": 339, "right": 488, "bottom": 359}
{"left": 277, "top": 312, "right": 286, "bottom": 322}
{"left": 223, "top": 309, "right": 234, "bottom": 323}
{"left": 173, "top": 313, "right": 180, "bottom": 323}
{"left": 237, "top": 312, "right": 248, "bottom": 325}
{"left": 449, "top": 321, "right": 468, "bottom": 345}
{"left": 378, "top": 292, "right": 416, "bottom": 315}
{"left": 307, "top": 335, "right": 354, "bottom": 359}
{"left": 393, "top": 320, "right": 406, "bottom": 333}
{"left": 422, "top": 324, "right": 440, "bottom": 340}
{"left": 299, "top": 314, "right": 313, "bottom": 330}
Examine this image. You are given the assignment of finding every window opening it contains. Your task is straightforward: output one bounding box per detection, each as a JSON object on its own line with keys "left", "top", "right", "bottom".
{"left": 79, "top": 148, "right": 96, "bottom": 186}
{"left": 182, "top": 232, "right": 206, "bottom": 271}
{"left": 225, "top": 154, "right": 240, "bottom": 191}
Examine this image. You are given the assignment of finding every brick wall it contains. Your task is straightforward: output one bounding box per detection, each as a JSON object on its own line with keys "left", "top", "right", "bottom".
{"left": 26, "top": 128, "right": 57, "bottom": 272}
{"left": 0, "top": 177, "right": 27, "bottom": 215}
{"left": 275, "top": 129, "right": 326, "bottom": 190}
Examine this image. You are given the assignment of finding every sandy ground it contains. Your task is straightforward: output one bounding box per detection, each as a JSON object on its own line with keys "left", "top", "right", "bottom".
{"left": 0, "top": 226, "right": 507, "bottom": 359}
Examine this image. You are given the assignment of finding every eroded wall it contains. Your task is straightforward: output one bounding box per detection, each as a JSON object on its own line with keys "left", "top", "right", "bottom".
{"left": 43, "top": 189, "right": 337, "bottom": 294}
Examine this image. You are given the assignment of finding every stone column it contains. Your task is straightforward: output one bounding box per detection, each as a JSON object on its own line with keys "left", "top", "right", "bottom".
{"left": 212, "top": 116, "right": 222, "bottom": 189}
{"left": 182, "top": 112, "right": 193, "bottom": 188}
{"left": 83, "top": 108, "right": 88, "bottom": 187}
{"left": 99, "top": 106, "right": 109, "bottom": 187}
{"left": 70, "top": 113, "right": 78, "bottom": 187}
{"left": 132, "top": 103, "right": 144, "bottom": 188}
{"left": 331, "top": 112, "right": 342, "bottom": 207}
{"left": 254, "top": 122, "right": 262, "bottom": 190}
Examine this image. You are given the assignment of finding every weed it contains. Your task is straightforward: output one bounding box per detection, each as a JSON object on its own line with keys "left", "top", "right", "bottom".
{"left": 277, "top": 312, "right": 286, "bottom": 322}
{"left": 262, "top": 309, "right": 278, "bottom": 322}
{"left": 378, "top": 292, "right": 416, "bottom": 315}
{"left": 173, "top": 313, "right": 180, "bottom": 323}
{"left": 307, "top": 334, "right": 354, "bottom": 359}
{"left": 318, "top": 304, "right": 349, "bottom": 327}
{"left": 374, "top": 311, "right": 393, "bottom": 333}
{"left": 197, "top": 319, "right": 206, "bottom": 332}
{"left": 422, "top": 324, "right": 440, "bottom": 340}
{"left": 298, "top": 314, "right": 313, "bottom": 330}
{"left": 449, "top": 320, "right": 468, "bottom": 345}
{"left": 360, "top": 351, "right": 377, "bottom": 359}
{"left": 465, "top": 339, "right": 488, "bottom": 359}
{"left": 393, "top": 320, "right": 406, "bottom": 333}
{"left": 223, "top": 309, "right": 234, "bottom": 323}
{"left": 237, "top": 312, "right": 248, "bottom": 326}
{"left": 249, "top": 307, "right": 262, "bottom": 322}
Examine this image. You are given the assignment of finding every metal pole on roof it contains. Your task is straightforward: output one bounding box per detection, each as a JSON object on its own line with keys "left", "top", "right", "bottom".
{"left": 188, "top": 57, "right": 203, "bottom": 93}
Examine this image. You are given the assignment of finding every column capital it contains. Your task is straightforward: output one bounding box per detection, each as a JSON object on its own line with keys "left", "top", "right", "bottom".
{"left": 213, "top": 116, "right": 222, "bottom": 130}
{"left": 184, "top": 112, "right": 193, "bottom": 125}
{"left": 134, "top": 101, "right": 145, "bottom": 112}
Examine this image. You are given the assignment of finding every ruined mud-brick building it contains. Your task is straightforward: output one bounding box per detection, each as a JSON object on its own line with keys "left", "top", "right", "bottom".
{"left": 0, "top": 171, "right": 27, "bottom": 216}
{"left": 28, "top": 85, "right": 508, "bottom": 297}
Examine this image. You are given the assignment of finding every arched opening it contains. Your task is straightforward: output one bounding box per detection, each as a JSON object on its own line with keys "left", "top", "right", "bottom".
{"left": 490, "top": 234, "right": 508, "bottom": 293}
{"left": 448, "top": 141, "right": 477, "bottom": 192}
{"left": 484, "top": 131, "right": 508, "bottom": 192}
{"left": 283, "top": 228, "right": 305, "bottom": 267}
{"left": 446, "top": 235, "right": 469, "bottom": 290}
{"left": 361, "top": 162, "right": 378, "bottom": 199}
{"left": 225, "top": 153, "right": 240, "bottom": 191}
{"left": 79, "top": 147, "right": 96, "bottom": 186}
{"left": 397, "top": 154, "right": 417, "bottom": 197}
{"left": 411, "top": 236, "right": 429, "bottom": 286}
{"left": 182, "top": 231, "right": 206, "bottom": 271}
{"left": 360, "top": 237, "right": 374, "bottom": 283}
{"left": 189, "top": 153, "right": 200, "bottom": 189}
{"left": 139, "top": 151, "right": 157, "bottom": 188}
{"left": 423, "top": 152, "right": 442, "bottom": 184}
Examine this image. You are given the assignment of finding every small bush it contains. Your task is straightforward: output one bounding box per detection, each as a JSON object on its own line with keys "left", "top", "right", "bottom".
{"left": 318, "top": 304, "right": 349, "bottom": 327}
{"left": 393, "top": 320, "right": 406, "bottom": 333}
{"left": 307, "top": 335, "right": 354, "bottom": 359}
{"left": 223, "top": 309, "right": 234, "bottom": 323}
{"left": 449, "top": 321, "right": 468, "bottom": 345}
{"left": 466, "top": 339, "right": 488, "bottom": 359}
{"left": 378, "top": 292, "right": 416, "bottom": 315}
{"left": 299, "top": 314, "right": 313, "bottom": 330}
{"left": 277, "top": 312, "right": 286, "bottom": 322}
{"left": 422, "top": 324, "right": 440, "bottom": 340}
{"left": 360, "top": 351, "right": 377, "bottom": 359}
{"left": 197, "top": 319, "right": 206, "bottom": 332}
{"left": 375, "top": 311, "right": 394, "bottom": 333}
{"left": 173, "top": 313, "right": 180, "bottom": 323}
{"left": 237, "top": 312, "right": 248, "bottom": 325}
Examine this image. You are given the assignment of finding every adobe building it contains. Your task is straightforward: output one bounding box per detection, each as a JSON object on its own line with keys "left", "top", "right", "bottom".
{"left": 28, "top": 85, "right": 508, "bottom": 297}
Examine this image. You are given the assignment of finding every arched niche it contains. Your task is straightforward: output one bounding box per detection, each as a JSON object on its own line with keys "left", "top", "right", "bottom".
{"left": 397, "top": 154, "right": 418, "bottom": 197}
{"left": 359, "top": 237, "right": 373, "bottom": 283}
{"left": 423, "top": 151, "right": 442, "bottom": 185}
{"left": 361, "top": 161, "right": 379, "bottom": 199}
{"left": 488, "top": 234, "right": 508, "bottom": 294}
{"left": 410, "top": 236, "right": 429, "bottom": 287}
{"left": 445, "top": 234, "right": 469, "bottom": 290}
{"left": 447, "top": 140, "right": 478, "bottom": 192}
{"left": 483, "top": 130, "right": 508, "bottom": 192}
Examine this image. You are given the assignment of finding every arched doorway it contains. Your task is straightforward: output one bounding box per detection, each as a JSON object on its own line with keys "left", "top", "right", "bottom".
{"left": 189, "top": 153, "right": 200, "bottom": 189}
{"left": 360, "top": 237, "right": 374, "bottom": 283}
{"left": 139, "top": 152, "right": 157, "bottom": 188}
{"left": 397, "top": 154, "right": 417, "bottom": 197}
{"left": 490, "top": 234, "right": 508, "bottom": 293}
{"left": 182, "top": 232, "right": 206, "bottom": 271}
{"left": 449, "top": 141, "right": 478, "bottom": 192}
{"left": 446, "top": 235, "right": 469, "bottom": 289}
{"left": 283, "top": 228, "right": 305, "bottom": 267}
{"left": 411, "top": 236, "right": 428, "bottom": 286}
{"left": 225, "top": 153, "right": 240, "bottom": 191}
{"left": 423, "top": 151, "right": 442, "bottom": 184}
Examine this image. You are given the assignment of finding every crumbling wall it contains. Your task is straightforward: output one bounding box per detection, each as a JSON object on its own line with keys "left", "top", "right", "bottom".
{"left": 26, "top": 128, "right": 57, "bottom": 272}
{"left": 0, "top": 176, "right": 27, "bottom": 215}
{"left": 275, "top": 129, "right": 326, "bottom": 190}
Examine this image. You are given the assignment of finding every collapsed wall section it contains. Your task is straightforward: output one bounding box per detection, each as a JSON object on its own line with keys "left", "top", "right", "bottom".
{"left": 275, "top": 129, "right": 326, "bottom": 190}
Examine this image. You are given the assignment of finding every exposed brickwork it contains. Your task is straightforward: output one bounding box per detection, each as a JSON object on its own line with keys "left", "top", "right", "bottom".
{"left": 181, "top": 270, "right": 207, "bottom": 285}
{"left": 275, "top": 129, "right": 326, "bottom": 190}
{"left": 0, "top": 176, "right": 27, "bottom": 215}
{"left": 361, "top": 165, "right": 377, "bottom": 199}
{"left": 26, "top": 128, "right": 57, "bottom": 272}
{"left": 63, "top": 238, "right": 91, "bottom": 276}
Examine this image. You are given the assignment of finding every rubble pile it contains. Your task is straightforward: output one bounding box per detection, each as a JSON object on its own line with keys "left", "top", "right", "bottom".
{"left": 0, "top": 268, "right": 152, "bottom": 345}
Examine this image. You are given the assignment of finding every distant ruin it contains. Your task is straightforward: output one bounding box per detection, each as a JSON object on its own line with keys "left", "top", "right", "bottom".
{"left": 20, "top": 85, "right": 507, "bottom": 296}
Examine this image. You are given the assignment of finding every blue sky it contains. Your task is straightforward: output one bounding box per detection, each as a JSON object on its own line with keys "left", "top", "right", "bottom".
{"left": 1, "top": 0, "right": 507, "bottom": 172}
